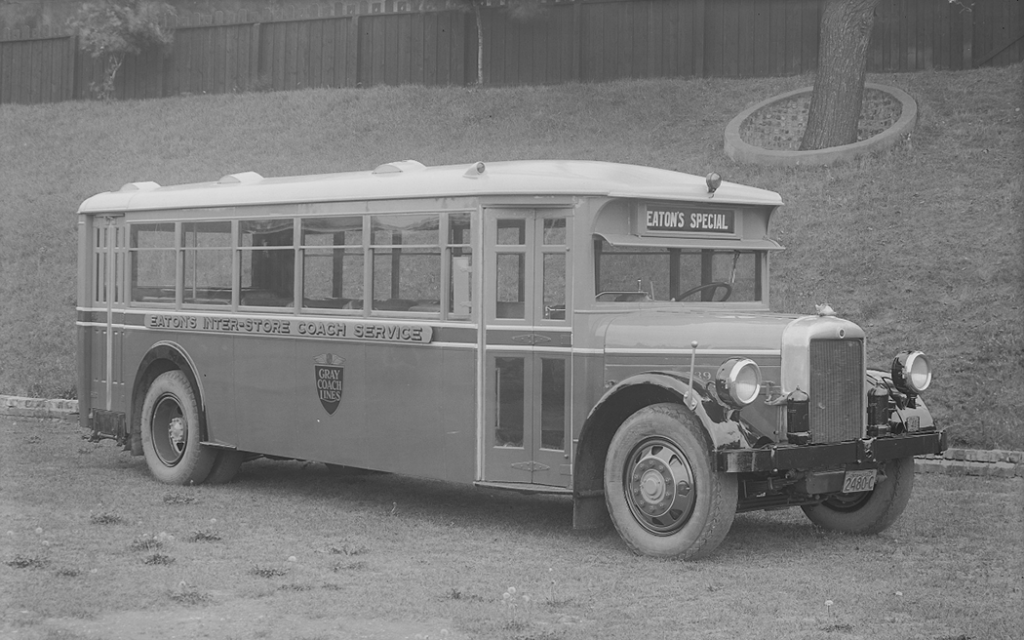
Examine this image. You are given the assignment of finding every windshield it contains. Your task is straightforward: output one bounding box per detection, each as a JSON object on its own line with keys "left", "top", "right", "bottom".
{"left": 594, "top": 238, "right": 763, "bottom": 303}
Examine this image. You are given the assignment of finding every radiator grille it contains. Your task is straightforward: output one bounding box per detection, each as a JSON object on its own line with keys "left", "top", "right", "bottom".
{"left": 809, "top": 338, "right": 864, "bottom": 443}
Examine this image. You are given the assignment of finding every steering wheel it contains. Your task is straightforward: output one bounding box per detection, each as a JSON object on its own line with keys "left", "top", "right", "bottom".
{"left": 672, "top": 282, "right": 733, "bottom": 302}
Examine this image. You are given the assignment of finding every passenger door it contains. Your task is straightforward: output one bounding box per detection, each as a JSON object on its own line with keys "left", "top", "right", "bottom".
{"left": 483, "top": 209, "right": 572, "bottom": 487}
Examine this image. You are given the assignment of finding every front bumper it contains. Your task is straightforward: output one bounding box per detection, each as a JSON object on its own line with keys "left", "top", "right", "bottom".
{"left": 717, "top": 429, "right": 946, "bottom": 473}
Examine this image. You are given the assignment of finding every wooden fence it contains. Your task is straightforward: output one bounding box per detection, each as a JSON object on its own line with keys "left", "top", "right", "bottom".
{"left": 1, "top": 0, "right": 1021, "bottom": 105}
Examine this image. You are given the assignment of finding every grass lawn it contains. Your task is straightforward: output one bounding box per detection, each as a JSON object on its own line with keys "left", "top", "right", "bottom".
{"left": 2, "top": 415, "right": 1022, "bottom": 640}
{"left": 0, "top": 64, "right": 1021, "bottom": 449}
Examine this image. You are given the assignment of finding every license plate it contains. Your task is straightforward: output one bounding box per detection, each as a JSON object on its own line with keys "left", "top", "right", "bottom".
{"left": 842, "top": 469, "right": 877, "bottom": 493}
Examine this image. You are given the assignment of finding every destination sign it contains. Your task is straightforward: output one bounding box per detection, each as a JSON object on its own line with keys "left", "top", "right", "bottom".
{"left": 644, "top": 205, "right": 735, "bottom": 235}
{"left": 144, "top": 314, "right": 433, "bottom": 344}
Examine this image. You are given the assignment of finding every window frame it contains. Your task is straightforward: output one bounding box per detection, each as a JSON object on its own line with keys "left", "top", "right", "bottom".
{"left": 125, "top": 210, "right": 476, "bottom": 322}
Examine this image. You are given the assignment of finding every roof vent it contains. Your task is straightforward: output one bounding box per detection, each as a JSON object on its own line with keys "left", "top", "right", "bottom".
{"left": 117, "top": 181, "right": 161, "bottom": 192}
{"left": 372, "top": 160, "right": 426, "bottom": 175}
{"left": 218, "top": 171, "right": 264, "bottom": 185}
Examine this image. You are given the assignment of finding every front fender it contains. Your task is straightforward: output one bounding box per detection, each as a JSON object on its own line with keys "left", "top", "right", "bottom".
{"left": 583, "top": 372, "right": 764, "bottom": 453}
{"left": 571, "top": 371, "right": 764, "bottom": 530}
{"left": 867, "top": 369, "right": 935, "bottom": 431}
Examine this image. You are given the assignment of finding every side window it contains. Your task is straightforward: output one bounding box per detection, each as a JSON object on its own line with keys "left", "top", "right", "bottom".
{"left": 370, "top": 214, "right": 440, "bottom": 313}
{"left": 448, "top": 212, "right": 473, "bottom": 319}
{"left": 240, "top": 219, "right": 294, "bottom": 308}
{"left": 182, "top": 221, "right": 232, "bottom": 305}
{"left": 129, "top": 223, "right": 176, "bottom": 304}
{"left": 93, "top": 223, "right": 125, "bottom": 305}
{"left": 301, "top": 217, "right": 364, "bottom": 311}
{"left": 541, "top": 218, "right": 567, "bottom": 320}
{"left": 495, "top": 219, "right": 527, "bottom": 319}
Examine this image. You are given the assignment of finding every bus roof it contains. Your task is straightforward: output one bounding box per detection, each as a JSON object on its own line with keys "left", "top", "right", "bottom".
{"left": 77, "top": 160, "right": 784, "bottom": 214}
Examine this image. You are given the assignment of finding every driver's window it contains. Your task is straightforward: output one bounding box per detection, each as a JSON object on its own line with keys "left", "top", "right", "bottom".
{"left": 594, "top": 238, "right": 761, "bottom": 302}
{"left": 710, "top": 250, "right": 759, "bottom": 302}
{"left": 593, "top": 242, "right": 670, "bottom": 299}
{"left": 674, "top": 251, "right": 704, "bottom": 300}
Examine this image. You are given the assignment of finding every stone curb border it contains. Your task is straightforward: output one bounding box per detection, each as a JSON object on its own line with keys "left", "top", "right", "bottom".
{"left": 2, "top": 395, "right": 80, "bottom": 419}
{"left": 724, "top": 82, "right": 918, "bottom": 166}
{"left": 2, "top": 395, "right": 1019, "bottom": 478}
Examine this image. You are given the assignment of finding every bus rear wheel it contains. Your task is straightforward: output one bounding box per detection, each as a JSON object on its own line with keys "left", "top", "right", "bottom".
{"left": 801, "top": 456, "right": 915, "bottom": 534}
{"left": 140, "top": 370, "right": 217, "bottom": 485}
{"left": 604, "top": 403, "right": 737, "bottom": 559}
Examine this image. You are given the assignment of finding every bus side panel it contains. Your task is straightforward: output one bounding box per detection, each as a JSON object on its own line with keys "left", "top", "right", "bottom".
{"left": 359, "top": 342, "right": 457, "bottom": 481}
{"left": 77, "top": 323, "right": 94, "bottom": 429}
{"left": 191, "top": 334, "right": 236, "bottom": 446}
{"left": 229, "top": 335, "right": 367, "bottom": 461}
{"left": 88, "top": 327, "right": 108, "bottom": 409}
{"left": 226, "top": 336, "right": 476, "bottom": 483}
{"left": 440, "top": 346, "right": 476, "bottom": 484}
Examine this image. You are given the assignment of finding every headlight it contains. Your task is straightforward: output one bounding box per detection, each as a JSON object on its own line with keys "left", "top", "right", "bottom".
{"left": 892, "top": 350, "right": 931, "bottom": 394}
{"left": 715, "top": 358, "right": 761, "bottom": 407}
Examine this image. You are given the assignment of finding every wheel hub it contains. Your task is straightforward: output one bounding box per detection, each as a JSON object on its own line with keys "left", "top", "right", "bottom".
{"left": 152, "top": 395, "right": 188, "bottom": 466}
{"left": 168, "top": 417, "right": 186, "bottom": 452}
{"left": 625, "top": 439, "right": 697, "bottom": 534}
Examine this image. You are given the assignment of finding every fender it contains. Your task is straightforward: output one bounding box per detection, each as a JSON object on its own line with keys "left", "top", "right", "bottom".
{"left": 571, "top": 371, "right": 763, "bottom": 530}
{"left": 583, "top": 372, "right": 764, "bottom": 453}
{"left": 866, "top": 369, "right": 935, "bottom": 432}
{"left": 130, "top": 341, "right": 209, "bottom": 454}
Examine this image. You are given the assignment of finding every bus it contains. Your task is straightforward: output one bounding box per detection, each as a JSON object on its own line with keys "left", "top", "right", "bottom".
{"left": 79, "top": 159, "right": 945, "bottom": 559}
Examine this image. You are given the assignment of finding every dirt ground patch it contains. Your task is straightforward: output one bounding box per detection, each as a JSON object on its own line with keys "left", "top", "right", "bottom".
{"left": 29, "top": 604, "right": 461, "bottom": 640}
{"left": 2, "top": 416, "right": 1021, "bottom": 640}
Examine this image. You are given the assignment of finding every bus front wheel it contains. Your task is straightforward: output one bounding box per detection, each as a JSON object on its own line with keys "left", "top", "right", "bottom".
{"left": 603, "top": 403, "right": 737, "bottom": 559}
{"left": 140, "top": 370, "right": 217, "bottom": 485}
{"left": 801, "top": 456, "right": 915, "bottom": 534}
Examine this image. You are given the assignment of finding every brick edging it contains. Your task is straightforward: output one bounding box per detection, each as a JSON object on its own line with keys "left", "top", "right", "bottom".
{"left": 723, "top": 83, "right": 918, "bottom": 167}
{"left": 1, "top": 395, "right": 1020, "bottom": 477}
{"left": 915, "top": 449, "right": 1024, "bottom": 478}
{"left": 1, "top": 395, "right": 79, "bottom": 418}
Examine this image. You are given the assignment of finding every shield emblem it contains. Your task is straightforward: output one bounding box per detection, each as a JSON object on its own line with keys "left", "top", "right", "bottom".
{"left": 313, "top": 353, "right": 345, "bottom": 415}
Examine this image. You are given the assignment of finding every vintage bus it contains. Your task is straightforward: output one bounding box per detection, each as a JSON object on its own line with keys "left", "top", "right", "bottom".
{"left": 79, "top": 160, "right": 945, "bottom": 558}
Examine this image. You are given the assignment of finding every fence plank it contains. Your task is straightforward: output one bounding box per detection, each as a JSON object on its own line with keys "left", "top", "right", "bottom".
{"left": 15, "top": 33, "right": 27, "bottom": 102}
{"left": 325, "top": 18, "right": 339, "bottom": 86}
{"left": 0, "top": 42, "right": 9, "bottom": 103}
{"left": 739, "top": 0, "right": 756, "bottom": 77}
{"left": 409, "top": 11, "right": 424, "bottom": 84}
{"left": 436, "top": 11, "right": 451, "bottom": 85}
{"left": 309, "top": 18, "right": 323, "bottom": 87}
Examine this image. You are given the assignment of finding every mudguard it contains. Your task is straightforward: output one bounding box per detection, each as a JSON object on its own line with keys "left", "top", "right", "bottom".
{"left": 571, "top": 371, "right": 764, "bottom": 530}
{"left": 586, "top": 371, "right": 764, "bottom": 451}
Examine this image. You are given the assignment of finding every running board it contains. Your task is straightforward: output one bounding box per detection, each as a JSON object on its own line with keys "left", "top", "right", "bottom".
{"left": 474, "top": 481, "right": 572, "bottom": 495}
{"left": 200, "top": 441, "right": 239, "bottom": 450}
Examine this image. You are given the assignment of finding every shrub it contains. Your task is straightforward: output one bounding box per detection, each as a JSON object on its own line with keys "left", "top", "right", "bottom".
{"left": 69, "top": 0, "right": 174, "bottom": 100}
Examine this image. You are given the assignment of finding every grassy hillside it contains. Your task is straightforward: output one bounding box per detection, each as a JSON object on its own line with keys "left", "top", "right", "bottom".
{"left": 0, "top": 65, "right": 1020, "bottom": 449}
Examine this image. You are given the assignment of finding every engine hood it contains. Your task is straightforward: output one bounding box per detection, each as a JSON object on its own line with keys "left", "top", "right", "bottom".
{"left": 601, "top": 309, "right": 800, "bottom": 355}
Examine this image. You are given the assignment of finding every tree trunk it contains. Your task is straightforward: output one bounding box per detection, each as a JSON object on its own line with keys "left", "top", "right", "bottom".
{"left": 473, "top": 0, "right": 484, "bottom": 85}
{"left": 800, "top": 0, "right": 881, "bottom": 150}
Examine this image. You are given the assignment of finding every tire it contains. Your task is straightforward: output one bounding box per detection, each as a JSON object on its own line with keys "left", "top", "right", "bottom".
{"left": 801, "top": 456, "right": 915, "bottom": 534}
{"left": 205, "top": 450, "right": 245, "bottom": 484}
{"left": 140, "top": 370, "right": 217, "bottom": 485}
{"left": 604, "top": 403, "right": 738, "bottom": 559}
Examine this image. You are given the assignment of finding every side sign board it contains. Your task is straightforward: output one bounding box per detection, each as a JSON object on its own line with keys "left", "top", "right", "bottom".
{"left": 643, "top": 204, "right": 735, "bottom": 235}
{"left": 144, "top": 314, "right": 433, "bottom": 344}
